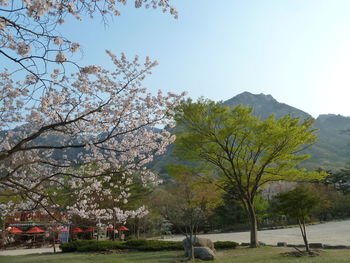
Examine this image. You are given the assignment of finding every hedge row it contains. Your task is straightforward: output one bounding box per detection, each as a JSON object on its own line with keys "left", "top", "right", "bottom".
{"left": 60, "top": 240, "right": 182, "bottom": 252}
{"left": 60, "top": 240, "right": 238, "bottom": 253}
{"left": 214, "top": 241, "right": 239, "bottom": 249}
{"left": 124, "top": 239, "right": 183, "bottom": 251}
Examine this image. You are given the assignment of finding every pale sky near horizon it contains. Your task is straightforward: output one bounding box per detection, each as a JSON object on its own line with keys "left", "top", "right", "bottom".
{"left": 28, "top": 1, "right": 350, "bottom": 117}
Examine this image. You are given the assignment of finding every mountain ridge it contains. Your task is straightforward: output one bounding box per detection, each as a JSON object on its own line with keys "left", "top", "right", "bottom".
{"left": 152, "top": 92, "right": 350, "bottom": 174}
{"left": 224, "top": 92, "right": 312, "bottom": 120}
{"left": 224, "top": 92, "right": 350, "bottom": 171}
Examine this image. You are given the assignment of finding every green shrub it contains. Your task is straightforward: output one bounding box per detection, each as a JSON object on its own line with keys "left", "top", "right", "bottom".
{"left": 76, "top": 240, "right": 125, "bottom": 252}
{"left": 125, "top": 240, "right": 183, "bottom": 251}
{"left": 60, "top": 239, "right": 183, "bottom": 252}
{"left": 60, "top": 240, "right": 125, "bottom": 252}
{"left": 123, "top": 239, "right": 149, "bottom": 248}
{"left": 60, "top": 241, "right": 80, "bottom": 252}
{"left": 214, "top": 241, "right": 239, "bottom": 249}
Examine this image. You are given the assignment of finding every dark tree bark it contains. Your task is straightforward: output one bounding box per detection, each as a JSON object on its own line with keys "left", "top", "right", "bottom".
{"left": 246, "top": 200, "right": 258, "bottom": 248}
{"left": 298, "top": 218, "right": 310, "bottom": 252}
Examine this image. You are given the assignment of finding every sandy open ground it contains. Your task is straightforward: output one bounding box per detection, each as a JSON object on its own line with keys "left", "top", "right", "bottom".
{"left": 0, "top": 247, "right": 60, "bottom": 256}
{"left": 164, "top": 219, "right": 350, "bottom": 246}
{"left": 1, "top": 220, "right": 350, "bottom": 255}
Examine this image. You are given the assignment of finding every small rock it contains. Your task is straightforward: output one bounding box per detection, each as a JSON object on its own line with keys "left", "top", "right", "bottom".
{"left": 277, "top": 242, "right": 287, "bottom": 247}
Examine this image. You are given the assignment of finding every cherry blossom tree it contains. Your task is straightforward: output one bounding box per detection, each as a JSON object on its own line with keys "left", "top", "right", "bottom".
{"left": 0, "top": 0, "right": 182, "bottom": 222}
{"left": 0, "top": 0, "right": 177, "bottom": 83}
{"left": 67, "top": 169, "right": 150, "bottom": 232}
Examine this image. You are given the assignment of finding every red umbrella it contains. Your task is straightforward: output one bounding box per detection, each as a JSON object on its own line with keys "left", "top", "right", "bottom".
{"left": 117, "top": 226, "right": 129, "bottom": 231}
{"left": 71, "top": 227, "right": 83, "bottom": 233}
{"left": 60, "top": 228, "right": 68, "bottom": 232}
{"left": 85, "top": 227, "right": 94, "bottom": 232}
{"left": 106, "top": 227, "right": 114, "bottom": 231}
{"left": 25, "top": 227, "right": 45, "bottom": 244}
{"left": 26, "top": 227, "right": 45, "bottom": 233}
{"left": 9, "top": 227, "right": 23, "bottom": 233}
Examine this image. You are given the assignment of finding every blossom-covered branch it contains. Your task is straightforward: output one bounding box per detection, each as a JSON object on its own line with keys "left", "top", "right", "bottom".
{"left": 0, "top": 0, "right": 177, "bottom": 86}
{"left": 0, "top": 51, "right": 184, "bottom": 220}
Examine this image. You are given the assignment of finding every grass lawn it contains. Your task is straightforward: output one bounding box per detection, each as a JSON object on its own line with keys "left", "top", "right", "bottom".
{"left": 2, "top": 247, "right": 350, "bottom": 263}
{"left": 217, "top": 247, "right": 350, "bottom": 263}
{"left": 0, "top": 250, "right": 184, "bottom": 263}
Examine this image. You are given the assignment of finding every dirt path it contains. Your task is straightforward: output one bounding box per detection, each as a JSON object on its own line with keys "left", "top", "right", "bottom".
{"left": 164, "top": 220, "right": 350, "bottom": 246}
{"left": 0, "top": 247, "right": 60, "bottom": 256}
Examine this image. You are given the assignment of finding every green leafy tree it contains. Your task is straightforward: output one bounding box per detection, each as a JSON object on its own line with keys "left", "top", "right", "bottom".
{"left": 324, "top": 169, "right": 350, "bottom": 195}
{"left": 154, "top": 165, "right": 221, "bottom": 259}
{"left": 173, "top": 99, "right": 326, "bottom": 247}
{"left": 274, "top": 185, "right": 320, "bottom": 252}
{"left": 309, "top": 181, "right": 350, "bottom": 220}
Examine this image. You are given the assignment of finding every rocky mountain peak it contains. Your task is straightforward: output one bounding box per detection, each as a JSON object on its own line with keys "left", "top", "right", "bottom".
{"left": 223, "top": 92, "right": 311, "bottom": 120}
{"left": 226, "top": 92, "right": 276, "bottom": 104}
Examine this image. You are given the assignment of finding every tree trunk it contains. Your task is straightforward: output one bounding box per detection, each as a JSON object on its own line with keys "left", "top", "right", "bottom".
{"left": 136, "top": 225, "right": 140, "bottom": 240}
{"left": 246, "top": 201, "right": 258, "bottom": 248}
{"left": 1, "top": 223, "right": 6, "bottom": 249}
{"left": 69, "top": 226, "right": 72, "bottom": 242}
{"left": 298, "top": 218, "right": 309, "bottom": 252}
{"left": 302, "top": 232, "right": 310, "bottom": 253}
{"left": 136, "top": 218, "right": 140, "bottom": 239}
{"left": 189, "top": 225, "right": 195, "bottom": 260}
{"left": 112, "top": 221, "right": 116, "bottom": 241}
{"left": 52, "top": 232, "right": 56, "bottom": 253}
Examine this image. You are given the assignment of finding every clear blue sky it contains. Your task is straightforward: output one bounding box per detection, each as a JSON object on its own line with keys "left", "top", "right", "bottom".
{"left": 61, "top": 1, "right": 350, "bottom": 117}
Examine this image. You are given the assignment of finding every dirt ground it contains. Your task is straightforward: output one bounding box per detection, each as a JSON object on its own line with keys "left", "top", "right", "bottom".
{"left": 164, "top": 219, "right": 350, "bottom": 246}
{"left": 0, "top": 246, "right": 60, "bottom": 256}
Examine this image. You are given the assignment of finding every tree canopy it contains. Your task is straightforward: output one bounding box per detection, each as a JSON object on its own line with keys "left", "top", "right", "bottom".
{"left": 174, "top": 99, "right": 326, "bottom": 247}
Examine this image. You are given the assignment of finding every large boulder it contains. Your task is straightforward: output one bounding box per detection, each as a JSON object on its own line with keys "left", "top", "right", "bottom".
{"left": 193, "top": 247, "right": 216, "bottom": 261}
{"left": 182, "top": 237, "right": 216, "bottom": 260}
{"left": 183, "top": 237, "right": 215, "bottom": 253}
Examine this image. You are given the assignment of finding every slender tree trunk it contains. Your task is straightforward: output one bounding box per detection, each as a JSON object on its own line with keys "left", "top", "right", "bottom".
{"left": 136, "top": 220, "right": 140, "bottom": 240}
{"left": 112, "top": 221, "right": 116, "bottom": 241}
{"left": 134, "top": 218, "right": 140, "bottom": 239}
{"left": 188, "top": 233, "right": 193, "bottom": 260}
{"left": 246, "top": 201, "right": 258, "bottom": 248}
{"left": 298, "top": 218, "right": 309, "bottom": 252}
{"left": 1, "top": 222, "right": 6, "bottom": 249}
{"left": 69, "top": 225, "right": 72, "bottom": 242}
{"left": 189, "top": 222, "right": 195, "bottom": 260}
{"left": 52, "top": 232, "right": 56, "bottom": 253}
{"left": 184, "top": 211, "right": 195, "bottom": 261}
